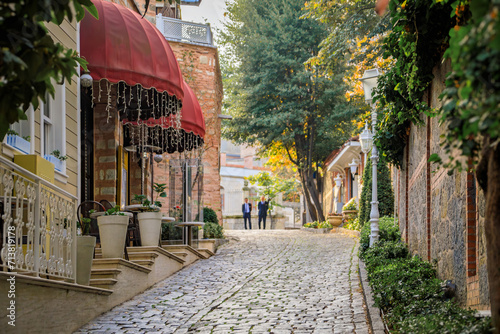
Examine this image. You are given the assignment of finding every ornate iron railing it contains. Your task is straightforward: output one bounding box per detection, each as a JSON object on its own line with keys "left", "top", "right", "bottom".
{"left": 156, "top": 15, "right": 213, "bottom": 46}
{"left": 0, "top": 155, "right": 77, "bottom": 282}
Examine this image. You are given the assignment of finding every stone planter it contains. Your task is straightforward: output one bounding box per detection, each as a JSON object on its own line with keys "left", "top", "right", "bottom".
{"left": 327, "top": 215, "right": 343, "bottom": 227}
{"left": 97, "top": 215, "right": 129, "bottom": 258}
{"left": 137, "top": 211, "right": 162, "bottom": 246}
{"left": 76, "top": 235, "right": 96, "bottom": 285}
{"left": 342, "top": 210, "right": 358, "bottom": 221}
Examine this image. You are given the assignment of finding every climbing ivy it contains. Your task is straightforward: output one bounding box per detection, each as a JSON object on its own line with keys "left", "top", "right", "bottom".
{"left": 438, "top": 0, "right": 500, "bottom": 169}
{"left": 373, "top": 0, "right": 456, "bottom": 166}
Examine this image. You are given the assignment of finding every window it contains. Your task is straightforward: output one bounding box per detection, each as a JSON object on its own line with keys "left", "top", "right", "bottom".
{"left": 41, "top": 84, "right": 66, "bottom": 172}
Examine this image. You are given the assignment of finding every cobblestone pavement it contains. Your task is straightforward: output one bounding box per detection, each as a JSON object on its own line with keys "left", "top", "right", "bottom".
{"left": 76, "top": 230, "right": 368, "bottom": 334}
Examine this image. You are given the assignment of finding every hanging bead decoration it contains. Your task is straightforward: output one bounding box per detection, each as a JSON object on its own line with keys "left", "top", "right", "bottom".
{"left": 105, "top": 81, "right": 112, "bottom": 122}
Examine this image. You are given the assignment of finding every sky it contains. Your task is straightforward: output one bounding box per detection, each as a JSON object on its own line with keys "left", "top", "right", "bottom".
{"left": 180, "top": 0, "right": 229, "bottom": 43}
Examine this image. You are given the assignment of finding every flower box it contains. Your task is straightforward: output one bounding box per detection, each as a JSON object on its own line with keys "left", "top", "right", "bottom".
{"left": 6, "top": 135, "right": 30, "bottom": 154}
{"left": 44, "top": 154, "right": 64, "bottom": 172}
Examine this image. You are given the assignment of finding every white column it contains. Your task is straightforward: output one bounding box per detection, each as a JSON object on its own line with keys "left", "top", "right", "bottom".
{"left": 369, "top": 109, "right": 380, "bottom": 246}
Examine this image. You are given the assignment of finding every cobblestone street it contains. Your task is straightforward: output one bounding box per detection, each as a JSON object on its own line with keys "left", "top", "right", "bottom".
{"left": 76, "top": 230, "right": 368, "bottom": 334}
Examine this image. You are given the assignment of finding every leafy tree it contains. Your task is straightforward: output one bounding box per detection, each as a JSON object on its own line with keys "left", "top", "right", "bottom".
{"left": 220, "top": 0, "right": 358, "bottom": 222}
{"left": 359, "top": 156, "right": 394, "bottom": 226}
{"left": 0, "top": 0, "right": 97, "bottom": 140}
{"left": 302, "top": 0, "right": 390, "bottom": 73}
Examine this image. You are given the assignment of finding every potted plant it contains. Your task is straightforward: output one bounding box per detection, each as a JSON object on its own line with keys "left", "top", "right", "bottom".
{"left": 133, "top": 183, "right": 167, "bottom": 247}
{"left": 342, "top": 197, "right": 358, "bottom": 222}
{"left": 76, "top": 215, "right": 96, "bottom": 285}
{"left": 327, "top": 213, "right": 343, "bottom": 227}
{"left": 97, "top": 205, "right": 129, "bottom": 258}
{"left": 44, "top": 149, "right": 68, "bottom": 172}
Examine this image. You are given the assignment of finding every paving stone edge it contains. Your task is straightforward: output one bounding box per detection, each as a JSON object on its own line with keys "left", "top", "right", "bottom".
{"left": 358, "top": 259, "right": 387, "bottom": 334}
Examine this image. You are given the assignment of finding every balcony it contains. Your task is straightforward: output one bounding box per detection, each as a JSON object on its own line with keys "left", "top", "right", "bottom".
{"left": 156, "top": 15, "right": 214, "bottom": 46}
{"left": 0, "top": 155, "right": 77, "bottom": 282}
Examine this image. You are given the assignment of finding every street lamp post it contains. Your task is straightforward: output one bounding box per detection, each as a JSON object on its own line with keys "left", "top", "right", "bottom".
{"left": 359, "top": 68, "right": 381, "bottom": 247}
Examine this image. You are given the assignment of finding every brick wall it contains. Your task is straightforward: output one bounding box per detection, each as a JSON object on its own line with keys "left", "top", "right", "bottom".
{"left": 162, "top": 41, "right": 223, "bottom": 223}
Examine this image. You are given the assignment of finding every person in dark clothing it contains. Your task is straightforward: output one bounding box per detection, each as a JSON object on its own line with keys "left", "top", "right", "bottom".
{"left": 257, "top": 196, "right": 268, "bottom": 229}
{"left": 242, "top": 198, "right": 252, "bottom": 230}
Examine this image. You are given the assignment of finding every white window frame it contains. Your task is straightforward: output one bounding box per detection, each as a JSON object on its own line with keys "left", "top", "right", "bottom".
{"left": 41, "top": 83, "right": 67, "bottom": 175}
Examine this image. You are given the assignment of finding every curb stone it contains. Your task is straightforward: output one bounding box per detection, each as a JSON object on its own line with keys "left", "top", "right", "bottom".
{"left": 358, "top": 260, "right": 386, "bottom": 334}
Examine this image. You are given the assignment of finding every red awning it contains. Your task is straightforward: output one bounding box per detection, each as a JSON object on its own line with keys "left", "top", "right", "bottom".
{"left": 81, "top": 0, "right": 184, "bottom": 100}
{"left": 180, "top": 81, "right": 205, "bottom": 138}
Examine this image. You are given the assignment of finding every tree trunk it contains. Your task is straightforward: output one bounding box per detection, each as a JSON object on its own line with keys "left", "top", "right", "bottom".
{"left": 476, "top": 135, "right": 500, "bottom": 333}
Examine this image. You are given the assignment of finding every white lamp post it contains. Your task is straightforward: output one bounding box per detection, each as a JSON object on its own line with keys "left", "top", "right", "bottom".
{"left": 360, "top": 68, "right": 381, "bottom": 247}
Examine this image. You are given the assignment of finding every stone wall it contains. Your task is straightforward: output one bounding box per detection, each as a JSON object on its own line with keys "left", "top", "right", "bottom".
{"left": 397, "top": 60, "right": 489, "bottom": 308}
{"left": 159, "top": 41, "right": 223, "bottom": 223}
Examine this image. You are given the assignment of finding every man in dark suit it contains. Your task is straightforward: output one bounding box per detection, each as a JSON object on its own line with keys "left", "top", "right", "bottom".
{"left": 257, "top": 196, "right": 269, "bottom": 230}
{"left": 242, "top": 198, "right": 252, "bottom": 230}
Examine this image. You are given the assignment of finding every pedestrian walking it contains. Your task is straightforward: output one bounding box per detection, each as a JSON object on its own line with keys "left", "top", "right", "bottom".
{"left": 257, "top": 196, "right": 268, "bottom": 230}
{"left": 242, "top": 198, "right": 252, "bottom": 230}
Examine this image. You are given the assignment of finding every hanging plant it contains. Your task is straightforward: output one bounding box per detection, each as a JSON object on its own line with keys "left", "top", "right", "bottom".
{"left": 373, "top": 0, "right": 457, "bottom": 166}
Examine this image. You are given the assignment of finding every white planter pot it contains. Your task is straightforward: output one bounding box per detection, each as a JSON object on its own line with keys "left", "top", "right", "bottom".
{"left": 137, "top": 211, "right": 162, "bottom": 247}
{"left": 7, "top": 135, "right": 31, "bottom": 154}
{"left": 97, "top": 215, "right": 129, "bottom": 258}
{"left": 76, "top": 236, "right": 96, "bottom": 285}
{"left": 43, "top": 154, "right": 64, "bottom": 172}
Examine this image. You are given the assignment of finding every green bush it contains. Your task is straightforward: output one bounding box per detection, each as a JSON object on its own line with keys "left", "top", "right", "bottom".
{"left": 391, "top": 300, "right": 492, "bottom": 334}
{"left": 203, "top": 207, "right": 219, "bottom": 224}
{"left": 359, "top": 157, "right": 394, "bottom": 226}
{"left": 342, "top": 197, "right": 357, "bottom": 211}
{"left": 318, "top": 220, "right": 333, "bottom": 228}
{"left": 360, "top": 222, "right": 492, "bottom": 333}
{"left": 360, "top": 216, "right": 400, "bottom": 256}
{"left": 343, "top": 217, "right": 361, "bottom": 231}
{"left": 203, "top": 222, "right": 224, "bottom": 239}
{"left": 161, "top": 222, "right": 183, "bottom": 241}
{"left": 304, "top": 221, "right": 319, "bottom": 228}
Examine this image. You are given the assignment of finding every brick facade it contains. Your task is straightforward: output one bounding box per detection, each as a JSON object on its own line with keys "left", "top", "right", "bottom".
{"left": 158, "top": 41, "right": 223, "bottom": 223}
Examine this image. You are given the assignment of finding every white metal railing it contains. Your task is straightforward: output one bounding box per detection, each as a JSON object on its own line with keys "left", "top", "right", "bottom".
{"left": 156, "top": 15, "right": 213, "bottom": 46}
{"left": 0, "top": 155, "right": 77, "bottom": 282}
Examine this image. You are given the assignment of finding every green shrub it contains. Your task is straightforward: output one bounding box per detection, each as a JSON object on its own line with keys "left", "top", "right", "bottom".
{"left": 318, "top": 220, "right": 333, "bottom": 228}
{"left": 304, "top": 221, "right": 319, "bottom": 228}
{"left": 359, "top": 216, "right": 400, "bottom": 256}
{"left": 203, "top": 222, "right": 224, "bottom": 239}
{"left": 342, "top": 197, "right": 357, "bottom": 211}
{"left": 202, "top": 207, "right": 219, "bottom": 224}
{"left": 360, "top": 227, "right": 492, "bottom": 333}
{"left": 343, "top": 217, "right": 361, "bottom": 231}
{"left": 161, "top": 222, "right": 183, "bottom": 241}
{"left": 368, "top": 256, "right": 442, "bottom": 311}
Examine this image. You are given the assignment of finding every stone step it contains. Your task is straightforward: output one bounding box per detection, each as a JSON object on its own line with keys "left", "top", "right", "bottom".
{"left": 129, "top": 259, "right": 155, "bottom": 268}
{"left": 90, "top": 268, "right": 121, "bottom": 279}
{"left": 172, "top": 252, "right": 188, "bottom": 259}
{"left": 89, "top": 278, "right": 118, "bottom": 290}
{"left": 197, "top": 248, "right": 215, "bottom": 258}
